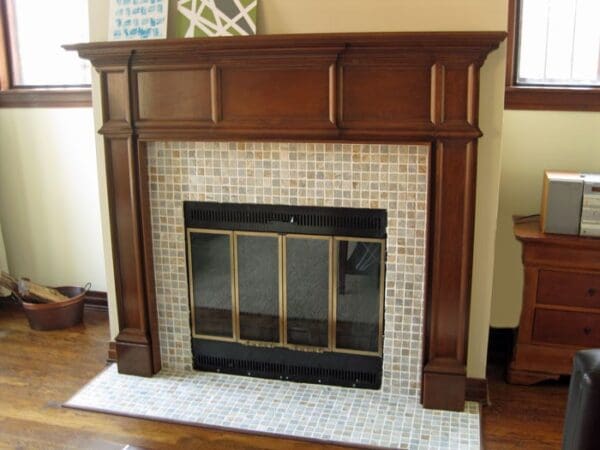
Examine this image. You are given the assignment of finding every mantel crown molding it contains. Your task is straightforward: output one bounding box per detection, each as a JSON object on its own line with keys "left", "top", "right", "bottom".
{"left": 65, "top": 31, "right": 506, "bottom": 62}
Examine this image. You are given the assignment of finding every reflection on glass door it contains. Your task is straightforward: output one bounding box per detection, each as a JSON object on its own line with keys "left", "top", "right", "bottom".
{"left": 235, "top": 232, "right": 281, "bottom": 343}
{"left": 284, "top": 236, "right": 331, "bottom": 348}
{"left": 188, "top": 230, "right": 235, "bottom": 339}
{"left": 335, "top": 238, "right": 384, "bottom": 354}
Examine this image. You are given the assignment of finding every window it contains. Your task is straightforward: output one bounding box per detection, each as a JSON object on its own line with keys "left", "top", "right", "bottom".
{"left": 0, "top": 0, "right": 91, "bottom": 107}
{"left": 505, "top": 0, "right": 600, "bottom": 111}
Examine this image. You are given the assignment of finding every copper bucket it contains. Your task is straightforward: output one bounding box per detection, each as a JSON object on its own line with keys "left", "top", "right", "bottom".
{"left": 21, "top": 284, "right": 89, "bottom": 331}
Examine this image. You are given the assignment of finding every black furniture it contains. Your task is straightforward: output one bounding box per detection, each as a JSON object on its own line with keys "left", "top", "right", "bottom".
{"left": 562, "top": 349, "right": 600, "bottom": 450}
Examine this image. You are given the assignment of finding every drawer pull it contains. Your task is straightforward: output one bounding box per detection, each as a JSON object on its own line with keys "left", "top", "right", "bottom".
{"left": 587, "top": 288, "right": 597, "bottom": 297}
{"left": 584, "top": 327, "right": 592, "bottom": 335}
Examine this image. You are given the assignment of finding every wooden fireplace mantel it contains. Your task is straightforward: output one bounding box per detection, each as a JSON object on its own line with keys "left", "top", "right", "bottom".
{"left": 67, "top": 31, "right": 505, "bottom": 411}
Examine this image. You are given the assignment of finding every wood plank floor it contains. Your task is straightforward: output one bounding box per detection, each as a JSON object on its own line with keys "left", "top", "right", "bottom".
{"left": 482, "top": 360, "right": 569, "bottom": 449}
{"left": 0, "top": 301, "right": 569, "bottom": 449}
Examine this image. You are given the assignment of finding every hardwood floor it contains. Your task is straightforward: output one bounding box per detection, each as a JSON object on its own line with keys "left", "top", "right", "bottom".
{"left": 482, "top": 346, "right": 570, "bottom": 449}
{"left": 0, "top": 301, "right": 570, "bottom": 449}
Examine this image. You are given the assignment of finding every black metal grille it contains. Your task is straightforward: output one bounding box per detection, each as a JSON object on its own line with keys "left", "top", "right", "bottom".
{"left": 185, "top": 202, "right": 386, "bottom": 238}
{"left": 195, "top": 354, "right": 379, "bottom": 388}
{"left": 193, "top": 340, "right": 382, "bottom": 389}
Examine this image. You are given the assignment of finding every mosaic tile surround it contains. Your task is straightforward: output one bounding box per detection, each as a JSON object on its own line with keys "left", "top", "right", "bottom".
{"left": 148, "top": 141, "right": 428, "bottom": 396}
{"left": 66, "top": 364, "right": 481, "bottom": 450}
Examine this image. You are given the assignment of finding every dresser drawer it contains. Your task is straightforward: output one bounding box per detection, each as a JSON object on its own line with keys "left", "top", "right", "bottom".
{"left": 537, "top": 270, "right": 600, "bottom": 309}
{"left": 533, "top": 309, "right": 600, "bottom": 347}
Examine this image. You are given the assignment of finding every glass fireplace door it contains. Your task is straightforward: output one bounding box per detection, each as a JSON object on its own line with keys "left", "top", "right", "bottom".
{"left": 334, "top": 238, "right": 385, "bottom": 354}
{"left": 235, "top": 232, "right": 281, "bottom": 344}
{"left": 284, "top": 235, "right": 331, "bottom": 349}
{"left": 188, "top": 229, "right": 235, "bottom": 339}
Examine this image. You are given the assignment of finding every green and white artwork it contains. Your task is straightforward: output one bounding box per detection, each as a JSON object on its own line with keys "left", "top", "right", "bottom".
{"left": 176, "top": 0, "right": 258, "bottom": 37}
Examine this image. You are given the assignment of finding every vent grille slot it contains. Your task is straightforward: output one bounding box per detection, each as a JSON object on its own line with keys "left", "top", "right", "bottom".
{"left": 185, "top": 202, "right": 386, "bottom": 238}
{"left": 196, "top": 354, "right": 379, "bottom": 387}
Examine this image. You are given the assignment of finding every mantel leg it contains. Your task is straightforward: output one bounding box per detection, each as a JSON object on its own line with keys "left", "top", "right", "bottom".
{"left": 422, "top": 139, "right": 477, "bottom": 411}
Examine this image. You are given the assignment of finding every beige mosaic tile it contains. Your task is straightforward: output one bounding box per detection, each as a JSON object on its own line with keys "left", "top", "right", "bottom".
{"left": 148, "top": 141, "right": 428, "bottom": 397}
{"left": 67, "top": 364, "right": 480, "bottom": 450}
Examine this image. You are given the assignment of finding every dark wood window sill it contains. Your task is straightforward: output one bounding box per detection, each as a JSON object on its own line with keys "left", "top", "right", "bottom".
{"left": 505, "top": 86, "right": 600, "bottom": 112}
{"left": 0, "top": 88, "right": 92, "bottom": 108}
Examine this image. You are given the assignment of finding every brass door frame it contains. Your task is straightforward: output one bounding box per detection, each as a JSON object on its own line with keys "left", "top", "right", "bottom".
{"left": 234, "top": 231, "right": 283, "bottom": 348}
{"left": 282, "top": 234, "right": 333, "bottom": 352}
{"left": 187, "top": 228, "right": 237, "bottom": 342}
{"left": 187, "top": 229, "right": 385, "bottom": 356}
{"left": 332, "top": 236, "right": 386, "bottom": 356}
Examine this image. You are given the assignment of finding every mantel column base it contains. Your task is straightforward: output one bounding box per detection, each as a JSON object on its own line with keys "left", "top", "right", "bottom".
{"left": 116, "top": 341, "right": 154, "bottom": 377}
{"left": 422, "top": 371, "right": 467, "bottom": 411}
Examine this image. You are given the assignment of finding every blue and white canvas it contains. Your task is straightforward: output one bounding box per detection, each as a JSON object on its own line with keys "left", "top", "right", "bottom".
{"left": 109, "top": 0, "right": 169, "bottom": 41}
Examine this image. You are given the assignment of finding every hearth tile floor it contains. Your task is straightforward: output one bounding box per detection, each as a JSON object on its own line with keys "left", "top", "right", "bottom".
{"left": 65, "top": 364, "right": 479, "bottom": 450}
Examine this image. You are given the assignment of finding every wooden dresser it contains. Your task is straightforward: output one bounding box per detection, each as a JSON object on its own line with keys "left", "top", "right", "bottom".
{"left": 510, "top": 217, "right": 600, "bottom": 384}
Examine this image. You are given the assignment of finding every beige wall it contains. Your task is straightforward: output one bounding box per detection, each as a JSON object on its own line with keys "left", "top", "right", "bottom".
{"left": 92, "top": 0, "right": 508, "bottom": 376}
{"left": 0, "top": 222, "right": 8, "bottom": 296}
{"left": 0, "top": 108, "right": 106, "bottom": 290}
{"left": 491, "top": 111, "right": 600, "bottom": 327}
{"left": 88, "top": 0, "right": 117, "bottom": 338}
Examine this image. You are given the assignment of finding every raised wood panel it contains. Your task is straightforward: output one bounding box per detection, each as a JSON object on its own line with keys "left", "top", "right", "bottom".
{"left": 106, "top": 139, "right": 143, "bottom": 332}
{"left": 428, "top": 139, "right": 475, "bottom": 359}
{"left": 220, "top": 66, "right": 332, "bottom": 127}
{"left": 104, "top": 71, "right": 128, "bottom": 123}
{"left": 135, "top": 69, "right": 213, "bottom": 123}
{"left": 443, "top": 66, "right": 469, "bottom": 123}
{"left": 340, "top": 65, "right": 432, "bottom": 128}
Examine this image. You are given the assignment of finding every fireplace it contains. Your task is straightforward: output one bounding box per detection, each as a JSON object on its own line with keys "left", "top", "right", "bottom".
{"left": 68, "top": 31, "right": 505, "bottom": 410}
{"left": 184, "top": 202, "right": 386, "bottom": 388}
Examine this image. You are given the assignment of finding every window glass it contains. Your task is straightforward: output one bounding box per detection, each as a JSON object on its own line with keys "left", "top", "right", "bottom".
{"left": 10, "top": 0, "right": 90, "bottom": 86}
{"left": 517, "top": 0, "right": 600, "bottom": 87}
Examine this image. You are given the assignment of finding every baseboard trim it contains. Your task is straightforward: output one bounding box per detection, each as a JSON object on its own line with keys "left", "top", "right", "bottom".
{"left": 466, "top": 377, "right": 489, "bottom": 405}
{"left": 108, "top": 341, "right": 117, "bottom": 363}
{"left": 85, "top": 290, "right": 108, "bottom": 310}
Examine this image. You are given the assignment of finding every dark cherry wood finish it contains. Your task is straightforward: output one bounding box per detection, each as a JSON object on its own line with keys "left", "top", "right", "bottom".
{"left": 510, "top": 217, "right": 600, "bottom": 385}
{"left": 67, "top": 32, "right": 505, "bottom": 411}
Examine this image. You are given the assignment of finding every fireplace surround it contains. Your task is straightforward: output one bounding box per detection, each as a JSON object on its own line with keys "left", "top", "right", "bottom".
{"left": 148, "top": 140, "right": 427, "bottom": 398}
{"left": 68, "top": 31, "right": 505, "bottom": 411}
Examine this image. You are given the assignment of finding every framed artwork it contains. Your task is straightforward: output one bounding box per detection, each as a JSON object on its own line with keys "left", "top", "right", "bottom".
{"left": 109, "top": 0, "right": 169, "bottom": 40}
{"left": 176, "top": 0, "right": 258, "bottom": 37}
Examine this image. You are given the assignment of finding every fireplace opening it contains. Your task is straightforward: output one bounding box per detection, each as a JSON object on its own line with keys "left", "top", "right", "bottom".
{"left": 185, "top": 202, "right": 386, "bottom": 389}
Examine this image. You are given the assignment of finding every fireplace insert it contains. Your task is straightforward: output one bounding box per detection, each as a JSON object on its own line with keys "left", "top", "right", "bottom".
{"left": 185, "top": 202, "right": 386, "bottom": 389}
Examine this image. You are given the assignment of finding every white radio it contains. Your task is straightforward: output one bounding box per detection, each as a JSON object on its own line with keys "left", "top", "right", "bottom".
{"left": 540, "top": 171, "right": 600, "bottom": 237}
